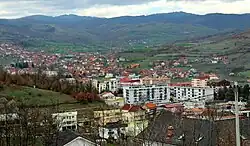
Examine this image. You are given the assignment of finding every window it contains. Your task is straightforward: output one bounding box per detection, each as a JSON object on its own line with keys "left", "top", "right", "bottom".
{"left": 160, "top": 93, "right": 163, "bottom": 100}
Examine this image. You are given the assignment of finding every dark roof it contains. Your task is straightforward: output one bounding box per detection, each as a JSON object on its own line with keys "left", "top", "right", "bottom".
{"left": 136, "top": 111, "right": 184, "bottom": 145}
{"left": 137, "top": 110, "right": 250, "bottom": 146}
{"left": 50, "top": 130, "right": 92, "bottom": 146}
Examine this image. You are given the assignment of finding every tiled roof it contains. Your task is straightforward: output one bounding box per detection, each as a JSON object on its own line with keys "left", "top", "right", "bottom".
{"left": 120, "top": 77, "right": 140, "bottom": 83}
{"left": 121, "top": 104, "right": 142, "bottom": 112}
{"left": 145, "top": 102, "right": 157, "bottom": 110}
{"left": 121, "top": 104, "right": 131, "bottom": 111}
{"left": 128, "top": 105, "right": 141, "bottom": 112}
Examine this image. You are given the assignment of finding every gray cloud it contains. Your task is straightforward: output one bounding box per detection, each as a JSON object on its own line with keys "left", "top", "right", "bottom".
{"left": 0, "top": 0, "right": 248, "bottom": 18}
{"left": 1, "top": 0, "right": 243, "bottom": 10}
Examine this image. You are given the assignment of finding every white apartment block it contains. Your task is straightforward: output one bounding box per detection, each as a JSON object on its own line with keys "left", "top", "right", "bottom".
{"left": 170, "top": 86, "right": 214, "bottom": 102}
{"left": 52, "top": 111, "right": 78, "bottom": 131}
{"left": 92, "top": 78, "right": 119, "bottom": 93}
{"left": 123, "top": 85, "right": 170, "bottom": 104}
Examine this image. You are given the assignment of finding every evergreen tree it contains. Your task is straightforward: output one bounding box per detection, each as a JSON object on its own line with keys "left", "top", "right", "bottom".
{"left": 218, "top": 88, "right": 225, "bottom": 100}
{"left": 225, "top": 86, "right": 235, "bottom": 101}
{"left": 243, "top": 84, "right": 250, "bottom": 101}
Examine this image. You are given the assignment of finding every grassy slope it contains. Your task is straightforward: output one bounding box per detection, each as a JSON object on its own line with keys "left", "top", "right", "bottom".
{"left": 0, "top": 85, "right": 75, "bottom": 105}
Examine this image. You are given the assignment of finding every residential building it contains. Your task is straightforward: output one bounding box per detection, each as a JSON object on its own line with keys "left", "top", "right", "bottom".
{"left": 140, "top": 76, "right": 171, "bottom": 85}
{"left": 52, "top": 111, "right": 78, "bottom": 131}
{"left": 94, "top": 105, "right": 147, "bottom": 137}
{"left": 170, "top": 86, "right": 214, "bottom": 102}
{"left": 119, "top": 77, "right": 141, "bottom": 87}
{"left": 123, "top": 85, "right": 170, "bottom": 104}
{"left": 92, "top": 78, "right": 119, "bottom": 93}
{"left": 162, "top": 103, "right": 184, "bottom": 113}
{"left": 191, "top": 76, "right": 209, "bottom": 87}
{"left": 121, "top": 104, "right": 146, "bottom": 123}
{"left": 101, "top": 92, "right": 125, "bottom": 107}
{"left": 121, "top": 104, "right": 148, "bottom": 136}
{"left": 94, "top": 109, "right": 122, "bottom": 125}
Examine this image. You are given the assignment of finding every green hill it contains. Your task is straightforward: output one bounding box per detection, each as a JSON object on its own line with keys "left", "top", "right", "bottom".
{"left": 2, "top": 12, "right": 250, "bottom": 51}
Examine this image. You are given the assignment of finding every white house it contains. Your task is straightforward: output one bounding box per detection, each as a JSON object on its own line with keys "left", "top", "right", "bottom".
{"left": 52, "top": 111, "right": 78, "bottom": 131}
{"left": 123, "top": 85, "right": 170, "bottom": 104}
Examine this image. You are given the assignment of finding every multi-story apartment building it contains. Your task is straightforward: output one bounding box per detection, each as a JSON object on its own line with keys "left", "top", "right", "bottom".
{"left": 92, "top": 78, "right": 119, "bottom": 93}
{"left": 170, "top": 86, "right": 214, "bottom": 102}
{"left": 52, "top": 111, "right": 78, "bottom": 131}
{"left": 123, "top": 85, "right": 170, "bottom": 104}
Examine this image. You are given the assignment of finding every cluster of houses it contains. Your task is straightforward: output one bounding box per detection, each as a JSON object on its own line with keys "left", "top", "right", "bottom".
{"left": 48, "top": 100, "right": 250, "bottom": 145}
{"left": 2, "top": 43, "right": 250, "bottom": 145}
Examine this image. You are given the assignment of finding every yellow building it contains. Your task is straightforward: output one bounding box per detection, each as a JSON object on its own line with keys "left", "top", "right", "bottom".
{"left": 94, "top": 109, "right": 122, "bottom": 125}
{"left": 94, "top": 105, "right": 148, "bottom": 137}
{"left": 94, "top": 105, "right": 146, "bottom": 125}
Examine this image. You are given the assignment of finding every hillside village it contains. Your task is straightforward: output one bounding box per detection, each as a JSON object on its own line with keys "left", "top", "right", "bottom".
{"left": 1, "top": 41, "right": 250, "bottom": 146}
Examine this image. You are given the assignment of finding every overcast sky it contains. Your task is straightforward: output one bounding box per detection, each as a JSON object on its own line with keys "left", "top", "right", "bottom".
{"left": 0, "top": 0, "right": 249, "bottom": 18}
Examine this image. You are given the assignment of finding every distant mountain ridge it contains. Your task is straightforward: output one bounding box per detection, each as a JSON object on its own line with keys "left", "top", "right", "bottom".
{"left": 1, "top": 12, "right": 250, "bottom": 50}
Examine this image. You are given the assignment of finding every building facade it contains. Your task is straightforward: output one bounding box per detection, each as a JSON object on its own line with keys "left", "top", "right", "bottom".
{"left": 92, "top": 78, "right": 119, "bottom": 93}
{"left": 123, "top": 85, "right": 170, "bottom": 104}
{"left": 94, "top": 109, "right": 122, "bottom": 125}
{"left": 170, "top": 86, "right": 214, "bottom": 102}
{"left": 52, "top": 111, "right": 78, "bottom": 131}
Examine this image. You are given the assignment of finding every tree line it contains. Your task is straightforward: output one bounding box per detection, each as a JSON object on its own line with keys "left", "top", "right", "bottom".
{"left": 214, "top": 84, "right": 250, "bottom": 102}
{"left": 0, "top": 69, "right": 100, "bottom": 103}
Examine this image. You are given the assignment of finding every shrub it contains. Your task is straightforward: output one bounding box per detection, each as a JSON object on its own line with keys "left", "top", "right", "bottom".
{"left": 0, "top": 84, "right": 3, "bottom": 91}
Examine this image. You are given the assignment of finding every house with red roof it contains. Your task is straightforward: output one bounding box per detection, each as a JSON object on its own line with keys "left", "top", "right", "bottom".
{"left": 191, "top": 76, "right": 210, "bottom": 87}
{"left": 162, "top": 103, "right": 184, "bottom": 113}
{"left": 121, "top": 104, "right": 146, "bottom": 123}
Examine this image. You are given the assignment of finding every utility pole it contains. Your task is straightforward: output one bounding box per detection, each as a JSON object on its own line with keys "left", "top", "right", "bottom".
{"left": 234, "top": 81, "right": 241, "bottom": 146}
